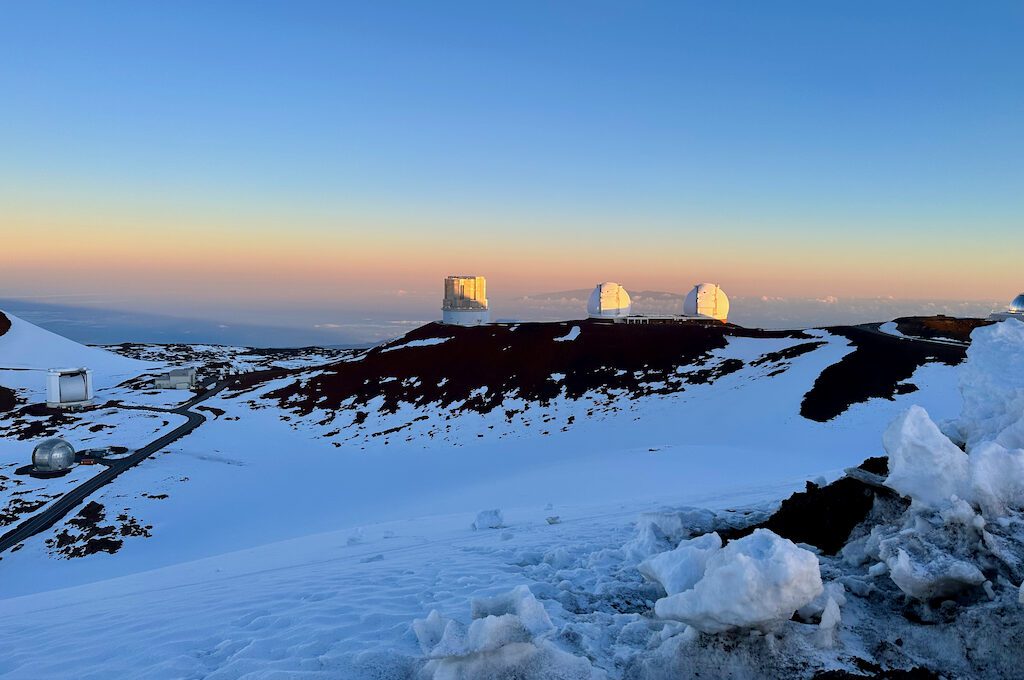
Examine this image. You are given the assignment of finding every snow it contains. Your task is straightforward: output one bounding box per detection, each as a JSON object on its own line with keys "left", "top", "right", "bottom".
{"left": 653, "top": 529, "right": 822, "bottom": 633}
{"left": 968, "top": 441, "right": 1024, "bottom": 517}
{"left": 860, "top": 320, "right": 1024, "bottom": 602}
{"left": 877, "top": 321, "right": 905, "bottom": 338}
{"left": 554, "top": 326, "right": 582, "bottom": 342}
{"left": 473, "top": 509, "right": 505, "bottom": 530}
{"left": 382, "top": 337, "right": 452, "bottom": 352}
{"left": 0, "top": 316, "right": 997, "bottom": 677}
{"left": 883, "top": 405, "right": 968, "bottom": 509}
{"left": 637, "top": 532, "right": 721, "bottom": 595}
{"left": 948, "top": 318, "right": 1024, "bottom": 449}
{"left": 414, "top": 585, "right": 604, "bottom": 679}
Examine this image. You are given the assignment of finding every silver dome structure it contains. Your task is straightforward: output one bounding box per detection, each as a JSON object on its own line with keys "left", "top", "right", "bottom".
{"left": 32, "top": 438, "right": 76, "bottom": 473}
{"left": 1009, "top": 293, "right": 1024, "bottom": 314}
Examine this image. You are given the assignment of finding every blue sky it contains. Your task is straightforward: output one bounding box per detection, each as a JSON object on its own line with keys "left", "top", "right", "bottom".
{"left": 1, "top": 1, "right": 1022, "bottom": 343}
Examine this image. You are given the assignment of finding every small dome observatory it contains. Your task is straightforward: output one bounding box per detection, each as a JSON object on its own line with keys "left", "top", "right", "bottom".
{"left": 441, "top": 275, "right": 489, "bottom": 326}
{"left": 683, "top": 283, "right": 730, "bottom": 322}
{"left": 990, "top": 293, "right": 1024, "bottom": 320}
{"left": 32, "top": 438, "right": 76, "bottom": 474}
{"left": 587, "top": 282, "right": 632, "bottom": 319}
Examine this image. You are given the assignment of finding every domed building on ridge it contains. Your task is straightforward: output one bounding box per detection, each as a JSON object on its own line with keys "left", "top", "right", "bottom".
{"left": 587, "top": 282, "right": 632, "bottom": 319}
{"left": 989, "top": 293, "right": 1024, "bottom": 321}
{"left": 682, "top": 283, "right": 730, "bottom": 323}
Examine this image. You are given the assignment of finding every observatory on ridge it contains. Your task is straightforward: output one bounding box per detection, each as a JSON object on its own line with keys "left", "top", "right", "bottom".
{"left": 31, "top": 438, "right": 76, "bottom": 476}
{"left": 682, "top": 283, "right": 730, "bottom": 323}
{"left": 155, "top": 367, "right": 198, "bottom": 390}
{"left": 46, "top": 368, "right": 94, "bottom": 409}
{"left": 587, "top": 282, "right": 632, "bottom": 319}
{"left": 442, "top": 275, "right": 489, "bottom": 326}
{"left": 989, "top": 293, "right": 1024, "bottom": 321}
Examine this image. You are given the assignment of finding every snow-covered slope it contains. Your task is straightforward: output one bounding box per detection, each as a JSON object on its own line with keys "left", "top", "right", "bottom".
{"left": 1, "top": 316, "right": 1002, "bottom": 678}
{"left": 0, "top": 310, "right": 157, "bottom": 403}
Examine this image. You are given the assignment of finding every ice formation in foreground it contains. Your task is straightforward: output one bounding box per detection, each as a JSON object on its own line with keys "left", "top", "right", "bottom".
{"left": 653, "top": 529, "right": 823, "bottom": 633}
{"left": 413, "top": 586, "right": 604, "bottom": 680}
{"left": 864, "top": 321, "right": 1024, "bottom": 600}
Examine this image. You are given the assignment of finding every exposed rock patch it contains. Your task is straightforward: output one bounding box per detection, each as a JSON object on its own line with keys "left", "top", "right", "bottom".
{"left": 800, "top": 327, "right": 965, "bottom": 422}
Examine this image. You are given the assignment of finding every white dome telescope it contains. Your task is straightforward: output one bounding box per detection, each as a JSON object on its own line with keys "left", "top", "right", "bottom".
{"left": 587, "top": 282, "right": 632, "bottom": 319}
{"left": 683, "top": 283, "right": 730, "bottom": 322}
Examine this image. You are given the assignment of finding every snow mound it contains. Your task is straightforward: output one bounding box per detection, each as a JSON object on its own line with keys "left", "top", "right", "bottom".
{"left": 638, "top": 532, "right": 722, "bottom": 595}
{"left": 968, "top": 441, "right": 1024, "bottom": 517}
{"left": 883, "top": 405, "right": 968, "bottom": 509}
{"left": 948, "top": 318, "right": 1024, "bottom": 449}
{"left": 622, "top": 508, "right": 717, "bottom": 562}
{"left": 473, "top": 509, "right": 504, "bottom": 530}
{"left": 413, "top": 586, "right": 604, "bottom": 679}
{"left": 653, "top": 529, "right": 823, "bottom": 633}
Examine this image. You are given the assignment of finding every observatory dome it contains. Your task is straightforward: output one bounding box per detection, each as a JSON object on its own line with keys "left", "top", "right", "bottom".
{"left": 1009, "top": 293, "right": 1024, "bottom": 314}
{"left": 32, "top": 438, "right": 75, "bottom": 473}
{"left": 683, "top": 283, "right": 730, "bottom": 322}
{"left": 587, "top": 282, "right": 632, "bottom": 319}
{"left": 441, "top": 275, "right": 489, "bottom": 326}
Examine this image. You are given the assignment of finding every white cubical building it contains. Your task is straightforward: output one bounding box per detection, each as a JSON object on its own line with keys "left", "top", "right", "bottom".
{"left": 989, "top": 293, "right": 1024, "bottom": 321}
{"left": 46, "top": 368, "right": 94, "bottom": 408}
{"left": 587, "top": 282, "right": 632, "bottom": 319}
{"left": 683, "top": 283, "right": 730, "bottom": 323}
{"left": 155, "top": 367, "right": 198, "bottom": 390}
{"left": 442, "top": 275, "right": 489, "bottom": 326}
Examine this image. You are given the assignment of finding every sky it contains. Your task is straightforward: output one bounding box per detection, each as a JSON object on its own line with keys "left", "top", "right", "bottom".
{"left": 1, "top": 1, "right": 1022, "bottom": 344}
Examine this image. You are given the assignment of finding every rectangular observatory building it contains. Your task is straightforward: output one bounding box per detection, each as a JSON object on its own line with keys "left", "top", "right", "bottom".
{"left": 442, "top": 275, "right": 489, "bottom": 325}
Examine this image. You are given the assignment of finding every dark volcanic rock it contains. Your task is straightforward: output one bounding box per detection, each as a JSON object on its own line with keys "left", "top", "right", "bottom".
{"left": 46, "top": 502, "right": 152, "bottom": 558}
{"left": 0, "top": 386, "right": 16, "bottom": 413}
{"left": 721, "top": 458, "right": 907, "bottom": 555}
{"left": 800, "top": 326, "right": 966, "bottom": 422}
{"left": 0, "top": 311, "right": 10, "bottom": 337}
{"left": 268, "top": 320, "right": 807, "bottom": 419}
{"left": 893, "top": 315, "right": 991, "bottom": 343}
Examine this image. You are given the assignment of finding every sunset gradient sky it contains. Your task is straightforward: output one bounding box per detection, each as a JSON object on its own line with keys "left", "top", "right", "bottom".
{"left": 2, "top": 1, "right": 1022, "bottom": 338}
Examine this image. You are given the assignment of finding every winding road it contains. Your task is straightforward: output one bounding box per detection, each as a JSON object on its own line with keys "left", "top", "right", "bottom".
{"left": 0, "top": 379, "right": 235, "bottom": 554}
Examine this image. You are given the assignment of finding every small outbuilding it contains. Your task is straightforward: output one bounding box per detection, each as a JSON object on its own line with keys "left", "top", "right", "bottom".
{"left": 587, "top": 282, "right": 632, "bottom": 319}
{"left": 46, "top": 368, "right": 94, "bottom": 408}
{"left": 154, "top": 367, "right": 198, "bottom": 390}
{"left": 32, "top": 438, "right": 76, "bottom": 475}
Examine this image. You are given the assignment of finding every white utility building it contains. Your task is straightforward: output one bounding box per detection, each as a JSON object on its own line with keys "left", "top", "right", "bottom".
{"left": 587, "top": 282, "right": 632, "bottom": 319}
{"left": 989, "top": 293, "right": 1024, "bottom": 321}
{"left": 683, "top": 283, "right": 730, "bottom": 322}
{"left": 154, "top": 367, "right": 198, "bottom": 390}
{"left": 442, "top": 275, "right": 489, "bottom": 326}
{"left": 46, "top": 368, "right": 94, "bottom": 408}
